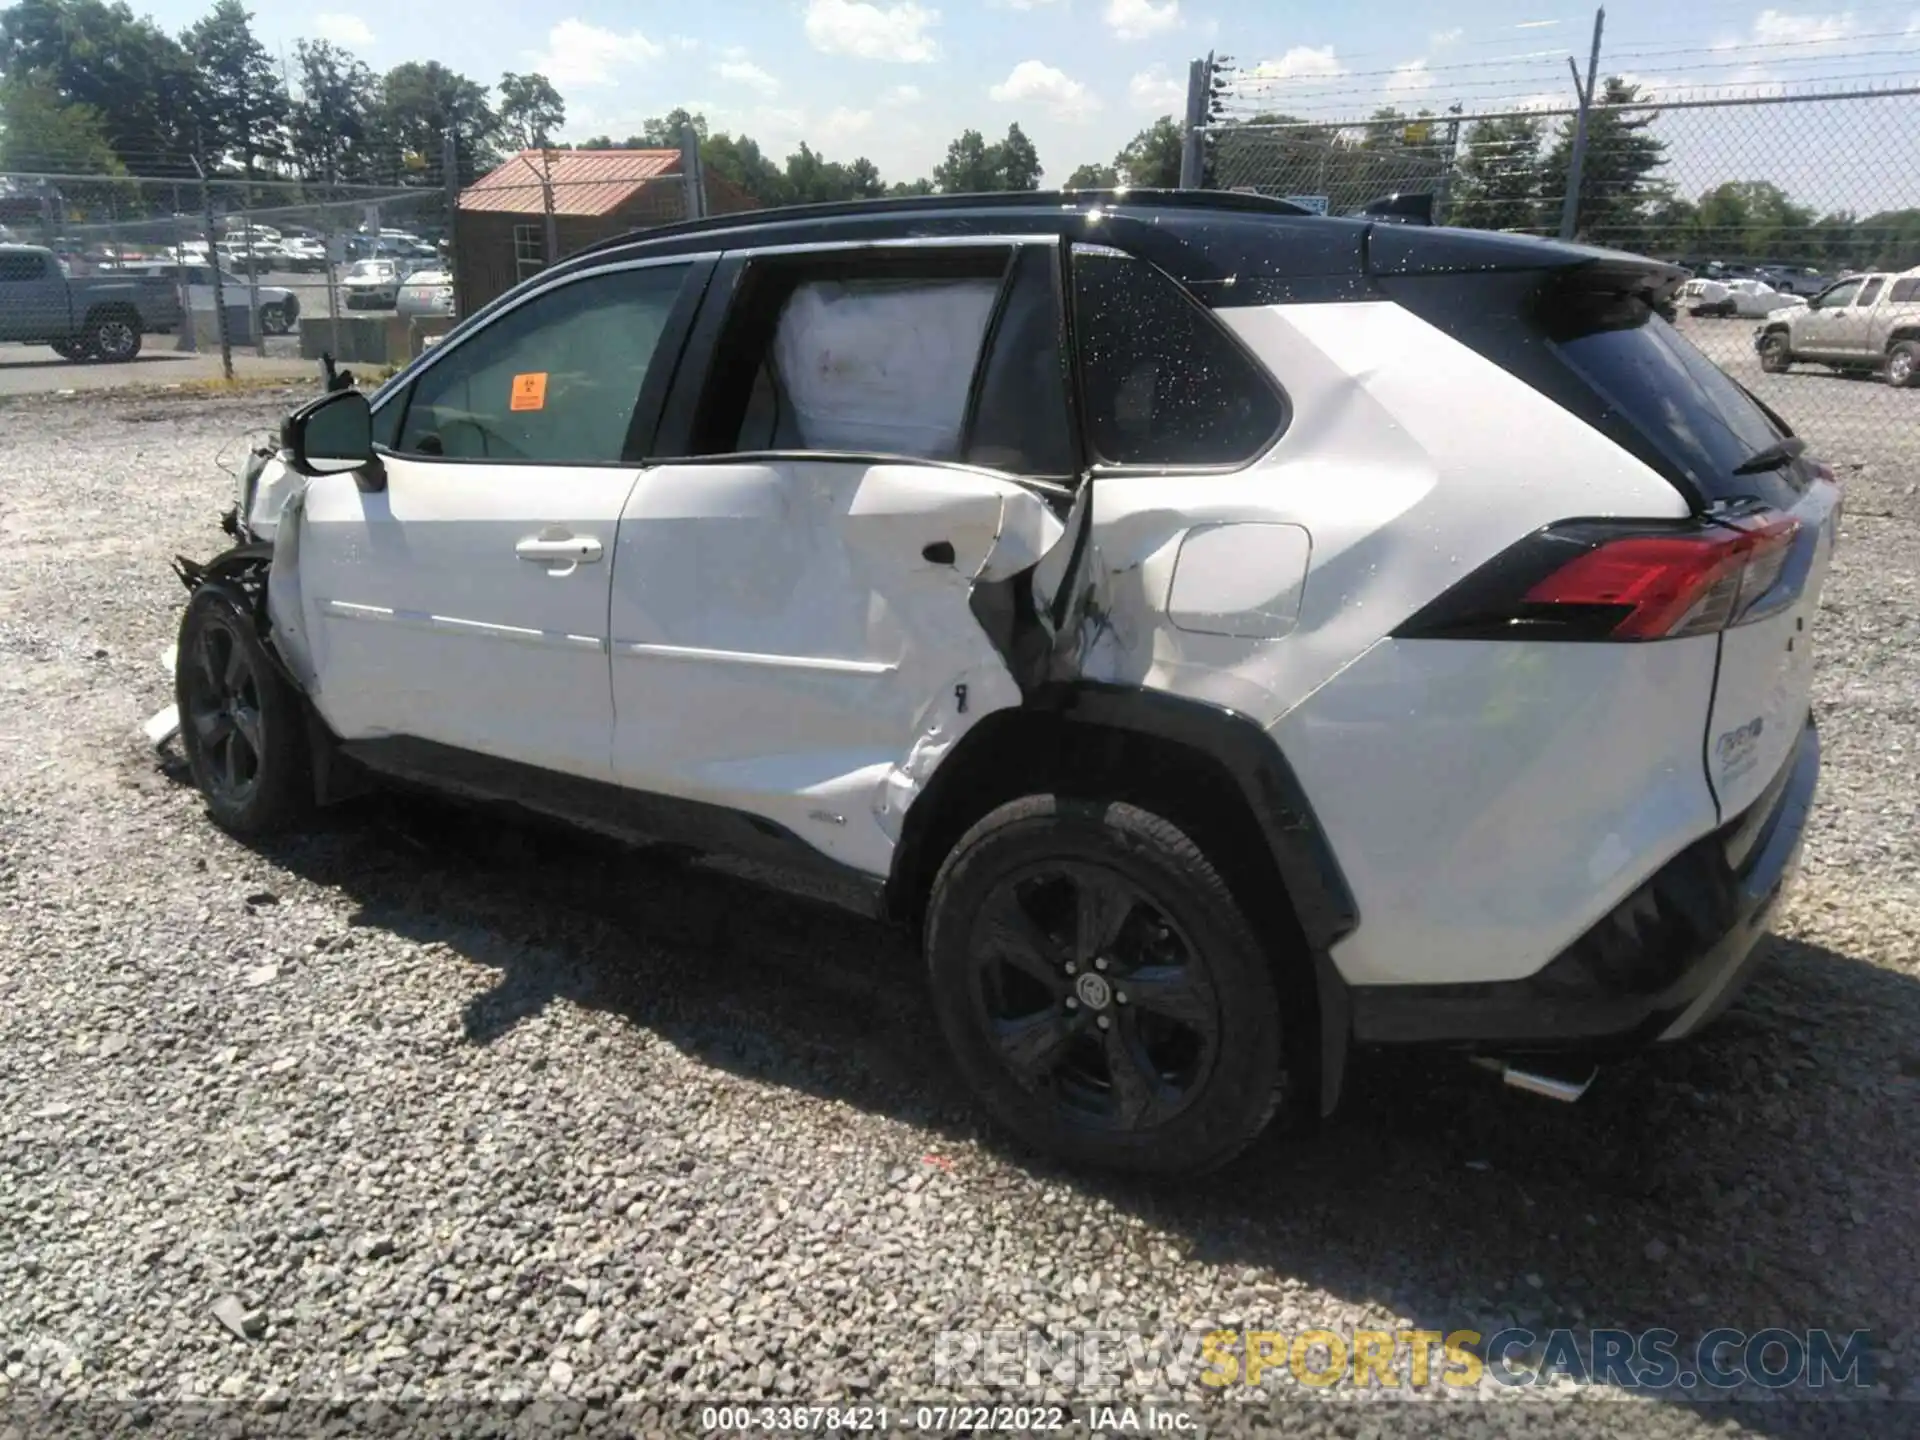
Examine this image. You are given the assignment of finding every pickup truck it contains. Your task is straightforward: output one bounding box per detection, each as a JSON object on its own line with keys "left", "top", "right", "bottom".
{"left": 1757, "top": 268, "right": 1920, "bottom": 388}
{"left": 0, "top": 242, "right": 183, "bottom": 361}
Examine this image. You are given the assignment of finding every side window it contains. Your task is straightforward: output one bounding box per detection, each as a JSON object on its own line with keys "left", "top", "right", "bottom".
{"left": 1856, "top": 277, "right": 1885, "bottom": 306}
{"left": 1817, "top": 280, "right": 1861, "bottom": 309}
{"left": 965, "top": 249, "right": 1077, "bottom": 478}
{"left": 1892, "top": 278, "right": 1920, "bottom": 304}
{"left": 396, "top": 262, "right": 691, "bottom": 463}
{"left": 1070, "top": 244, "right": 1286, "bottom": 468}
{"left": 0, "top": 253, "right": 49, "bottom": 282}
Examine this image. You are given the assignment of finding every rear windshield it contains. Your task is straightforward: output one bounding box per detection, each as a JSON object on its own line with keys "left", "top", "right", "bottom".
{"left": 1552, "top": 308, "right": 1792, "bottom": 506}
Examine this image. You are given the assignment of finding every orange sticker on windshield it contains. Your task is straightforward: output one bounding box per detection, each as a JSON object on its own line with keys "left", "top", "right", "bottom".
{"left": 510, "top": 372, "right": 548, "bottom": 411}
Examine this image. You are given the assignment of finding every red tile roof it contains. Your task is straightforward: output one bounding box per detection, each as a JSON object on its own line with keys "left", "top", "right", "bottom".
{"left": 458, "top": 149, "right": 683, "bottom": 218}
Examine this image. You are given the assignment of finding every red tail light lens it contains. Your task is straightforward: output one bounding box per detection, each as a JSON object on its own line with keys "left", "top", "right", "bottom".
{"left": 1522, "top": 513, "right": 1799, "bottom": 638}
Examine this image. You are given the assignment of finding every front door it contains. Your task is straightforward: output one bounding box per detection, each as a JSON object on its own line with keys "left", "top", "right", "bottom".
{"left": 1796, "top": 277, "right": 1862, "bottom": 359}
{"left": 294, "top": 256, "right": 706, "bottom": 782}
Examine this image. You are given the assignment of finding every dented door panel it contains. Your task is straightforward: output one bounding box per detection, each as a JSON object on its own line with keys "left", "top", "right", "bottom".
{"left": 608, "top": 457, "right": 1063, "bottom": 876}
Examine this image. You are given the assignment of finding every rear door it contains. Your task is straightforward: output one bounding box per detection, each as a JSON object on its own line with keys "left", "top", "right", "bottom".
{"left": 610, "top": 240, "right": 1077, "bottom": 877}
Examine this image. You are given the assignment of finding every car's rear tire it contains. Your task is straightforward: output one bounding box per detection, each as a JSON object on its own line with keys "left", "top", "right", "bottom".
{"left": 175, "top": 582, "right": 313, "bottom": 836}
{"left": 1886, "top": 341, "right": 1919, "bottom": 389}
{"left": 1759, "top": 331, "right": 1793, "bottom": 373}
{"left": 85, "top": 310, "right": 141, "bottom": 362}
{"left": 260, "top": 302, "right": 294, "bottom": 335}
{"left": 925, "top": 795, "right": 1287, "bottom": 1175}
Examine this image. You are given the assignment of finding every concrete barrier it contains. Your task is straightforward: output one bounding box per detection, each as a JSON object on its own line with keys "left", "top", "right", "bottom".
{"left": 299, "top": 315, "right": 408, "bottom": 366}
{"left": 188, "top": 305, "right": 255, "bottom": 349}
{"left": 409, "top": 315, "right": 456, "bottom": 355}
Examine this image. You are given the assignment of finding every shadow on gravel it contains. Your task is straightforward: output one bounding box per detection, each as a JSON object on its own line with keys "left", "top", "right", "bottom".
{"left": 171, "top": 771, "right": 1918, "bottom": 1425}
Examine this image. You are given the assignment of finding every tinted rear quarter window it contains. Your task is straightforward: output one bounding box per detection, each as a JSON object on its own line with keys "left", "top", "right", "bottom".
{"left": 1891, "top": 278, "right": 1920, "bottom": 304}
{"left": 1553, "top": 309, "right": 1796, "bottom": 507}
{"left": 0, "top": 253, "right": 48, "bottom": 282}
{"left": 1071, "top": 245, "right": 1286, "bottom": 468}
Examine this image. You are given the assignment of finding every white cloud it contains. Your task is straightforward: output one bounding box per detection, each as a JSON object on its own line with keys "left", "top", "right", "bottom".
{"left": 1248, "top": 46, "right": 1345, "bottom": 81}
{"left": 529, "top": 20, "right": 663, "bottom": 88}
{"left": 1128, "top": 64, "right": 1185, "bottom": 112}
{"left": 995, "top": 0, "right": 1065, "bottom": 7}
{"left": 1749, "top": 8, "right": 1857, "bottom": 45}
{"left": 820, "top": 106, "right": 875, "bottom": 141}
{"left": 804, "top": 0, "right": 940, "bottom": 62}
{"left": 881, "top": 84, "right": 922, "bottom": 106}
{"left": 1384, "top": 59, "right": 1434, "bottom": 97}
{"left": 989, "top": 59, "right": 1101, "bottom": 120}
{"left": 716, "top": 59, "right": 780, "bottom": 95}
{"left": 1104, "top": 0, "right": 1181, "bottom": 41}
{"left": 1430, "top": 26, "right": 1464, "bottom": 47}
{"left": 313, "top": 13, "right": 373, "bottom": 46}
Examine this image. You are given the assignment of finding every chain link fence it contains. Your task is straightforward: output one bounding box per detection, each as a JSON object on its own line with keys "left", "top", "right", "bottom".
{"left": 1200, "top": 87, "right": 1920, "bottom": 481}
{"left": 1, "top": 172, "right": 453, "bottom": 371}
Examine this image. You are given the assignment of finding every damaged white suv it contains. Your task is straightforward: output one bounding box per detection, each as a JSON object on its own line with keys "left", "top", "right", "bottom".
{"left": 169, "top": 192, "right": 1834, "bottom": 1173}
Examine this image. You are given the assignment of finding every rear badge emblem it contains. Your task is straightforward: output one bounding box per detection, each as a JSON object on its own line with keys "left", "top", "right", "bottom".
{"left": 1716, "top": 716, "right": 1765, "bottom": 783}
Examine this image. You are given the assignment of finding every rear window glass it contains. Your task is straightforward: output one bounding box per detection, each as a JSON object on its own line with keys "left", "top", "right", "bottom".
{"left": 1553, "top": 310, "right": 1788, "bottom": 504}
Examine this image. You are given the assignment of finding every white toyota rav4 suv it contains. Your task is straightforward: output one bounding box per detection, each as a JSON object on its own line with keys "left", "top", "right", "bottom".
{"left": 168, "top": 191, "right": 1836, "bottom": 1174}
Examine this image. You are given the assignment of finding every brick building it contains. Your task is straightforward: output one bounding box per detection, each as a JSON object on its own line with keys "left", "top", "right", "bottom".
{"left": 452, "top": 149, "right": 756, "bottom": 314}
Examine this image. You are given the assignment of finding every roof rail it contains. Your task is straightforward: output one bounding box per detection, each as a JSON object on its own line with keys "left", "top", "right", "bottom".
{"left": 565, "top": 186, "right": 1319, "bottom": 265}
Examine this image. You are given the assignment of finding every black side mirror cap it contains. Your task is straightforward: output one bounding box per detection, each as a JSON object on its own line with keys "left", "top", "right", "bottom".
{"left": 284, "top": 388, "right": 383, "bottom": 489}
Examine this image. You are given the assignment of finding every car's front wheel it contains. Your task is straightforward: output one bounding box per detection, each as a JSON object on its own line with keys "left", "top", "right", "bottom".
{"left": 1759, "top": 331, "right": 1794, "bottom": 373}
{"left": 175, "top": 582, "right": 313, "bottom": 836}
{"left": 925, "top": 795, "right": 1286, "bottom": 1175}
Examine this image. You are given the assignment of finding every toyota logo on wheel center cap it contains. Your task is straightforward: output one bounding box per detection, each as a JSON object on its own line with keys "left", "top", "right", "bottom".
{"left": 1075, "top": 972, "right": 1113, "bottom": 1010}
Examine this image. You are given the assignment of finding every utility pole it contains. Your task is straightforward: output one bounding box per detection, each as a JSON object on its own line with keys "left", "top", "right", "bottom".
{"left": 679, "top": 124, "right": 707, "bottom": 221}
{"left": 192, "top": 149, "right": 233, "bottom": 382}
{"left": 1179, "top": 53, "right": 1210, "bottom": 189}
{"left": 443, "top": 122, "right": 461, "bottom": 299}
{"left": 539, "top": 146, "right": 559, "bottom": 263}
{"left": 1559, "top": 7, "right": 1606, "bottom": 242}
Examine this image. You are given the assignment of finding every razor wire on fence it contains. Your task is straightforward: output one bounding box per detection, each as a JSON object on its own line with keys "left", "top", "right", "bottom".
{"left": 1196, "top": 83, "right": 1920, "bottom": 478}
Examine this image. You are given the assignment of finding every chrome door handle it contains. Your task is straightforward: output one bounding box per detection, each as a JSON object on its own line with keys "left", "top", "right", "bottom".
{"left": 516, "top": 535, "right": 603, "bottom": 564}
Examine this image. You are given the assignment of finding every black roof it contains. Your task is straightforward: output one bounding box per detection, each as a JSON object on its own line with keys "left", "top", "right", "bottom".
{"left": 518, "top": 188, "right": 1674, "bottom": 313}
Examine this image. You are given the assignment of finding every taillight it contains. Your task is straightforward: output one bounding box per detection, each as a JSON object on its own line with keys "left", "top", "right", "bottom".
{"left": 1395, "top": 511, "right": 1807, "bottom": 642}
{"left": 1523, "top": 513, "right": 1798, "bottom": 638}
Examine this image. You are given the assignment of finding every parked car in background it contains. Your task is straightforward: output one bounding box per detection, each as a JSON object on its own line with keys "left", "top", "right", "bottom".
{"left": 0, "top": 242, "right": 182, "bottom": 359}
{"left": 1681, "top": 277, "right": 1804, "bottom": 319}
{"left": 342, "top": 258, "right": 405, "bottom": 309}
{"left": 278, "top": 236, "right": 328, "bottom": 272}
{"left": 395, "top": 267, "right": 455, "bottom": 319}
{"left": 165, "top": 192, "right": 1834, "bottom": 1175}
{"left": 117, "top": 261, "right": 302, "bottom": 335}
{"left": 1759, "top": 265, "right": 1827, "bottom": 297}
{"left": 1759, "top": 269, "right": 1920, "bottom": 386}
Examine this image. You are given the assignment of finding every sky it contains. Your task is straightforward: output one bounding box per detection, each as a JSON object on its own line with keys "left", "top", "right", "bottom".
{"left": 117, "top": 0, "right": 1920, "bottom": 193}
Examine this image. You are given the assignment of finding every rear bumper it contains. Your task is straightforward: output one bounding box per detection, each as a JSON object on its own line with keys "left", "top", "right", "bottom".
{"left": 1348, "top": 718, "right": 1819, "bottom": 1053}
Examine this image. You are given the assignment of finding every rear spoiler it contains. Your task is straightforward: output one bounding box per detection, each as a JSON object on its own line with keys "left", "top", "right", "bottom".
{"left": 1352, "top": 192, "right": 1434, "bottom": 225}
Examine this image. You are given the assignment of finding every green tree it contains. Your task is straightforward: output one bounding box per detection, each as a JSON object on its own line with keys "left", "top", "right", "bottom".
{"left": 933, "top": 128, "right": 997, "bottom": 193}
{"left": 184, "top": 1, "right": 289, "bottom": 177}
{"left": 496, "top": 72, "right": 564, "bottom": 151}
{"left": 1446, "top": 115, "right": 1544, "bottom": 232}
{"left": 992, "top": 122, "right": 1041, "bottom": 190}
{"left": 1541, "top": 77, "right": 1667, "bottom": 247}
{"left": 703, "top": 130, "right": 792, "bottom": 206}
{"left": 889, "top": 177, "right": 934, "bottom": 196}
{"left": 1115, "top": 116, "right": 1182, "bottom": 186}
{"left": 288, "top": 39, "right": 376, "bottom": 183}
{"left": 0, "top": 0, "right": 199, "bottom": 174}
{"left": 0, "top": 72, "right": 124, "bottom": 172}
{"left": 1065, "top": 161, "right": 1118, "bottom": 188}
{"left": 378, "top": 60, "right": 496, "bottom": 185}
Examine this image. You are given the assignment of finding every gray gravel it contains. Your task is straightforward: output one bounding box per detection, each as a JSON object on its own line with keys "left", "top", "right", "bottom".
{"left": 1, "top": 385, "right": 1916, "bottom": 1437}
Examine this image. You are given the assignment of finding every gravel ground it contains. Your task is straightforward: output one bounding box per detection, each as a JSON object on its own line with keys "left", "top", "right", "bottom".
{"left": 1, "top": 386, "right": 1916, "bottom": 1438}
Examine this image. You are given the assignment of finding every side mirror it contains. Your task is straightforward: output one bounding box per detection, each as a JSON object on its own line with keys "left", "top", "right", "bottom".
{"left": 283, "top": 388, "right": 381, "bottom": 487}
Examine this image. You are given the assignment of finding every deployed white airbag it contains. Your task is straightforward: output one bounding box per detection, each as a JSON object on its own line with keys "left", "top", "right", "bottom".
{"left": 771, "top": 277, "right": 1001, "bottom": 459}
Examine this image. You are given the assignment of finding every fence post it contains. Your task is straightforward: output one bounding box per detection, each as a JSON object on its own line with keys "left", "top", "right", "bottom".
{"left": 1179, "top": 55, "right": 1209, "bottom": 189}
{"left": 679, "top": 125, "right": 707, "bottom": 220}
{"left": 243, "top": 190, "right": 264, "bottom": 358}
{"left": 1558, "top": 7, "right": 1606, "bottom": 242}
{"left": 194, "top": 154, "right": 234, "bottom": 382}
{"left": 444, "top": 125, "right": 460, "bottom": 309}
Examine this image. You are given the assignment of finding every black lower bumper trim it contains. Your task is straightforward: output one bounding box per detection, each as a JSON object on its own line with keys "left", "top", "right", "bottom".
{"left": 1349, "top": 718, "right": 1820, "bottom": 1052}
